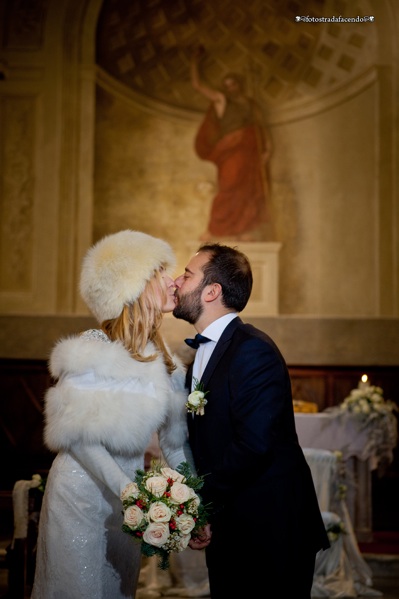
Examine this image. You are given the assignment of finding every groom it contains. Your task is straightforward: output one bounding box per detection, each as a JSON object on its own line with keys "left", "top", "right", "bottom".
{"left": 173, "top": 243, "right": 329, "bottom": 599}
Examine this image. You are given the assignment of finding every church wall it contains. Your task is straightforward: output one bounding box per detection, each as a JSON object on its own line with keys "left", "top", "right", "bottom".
{"left": 0, "top": 0, "right": 397, "bottom": 364}
{"left": 1, "top": 315, "right": 399, "bottom": 367}
{"left": 94, "top": 76, "right": 379, "bottom": 317}
{"left": 271, "top": 81, "right": 377, "bottom": 315}
{"left": 94, "top": 83, "right": 213, "bottom": 264}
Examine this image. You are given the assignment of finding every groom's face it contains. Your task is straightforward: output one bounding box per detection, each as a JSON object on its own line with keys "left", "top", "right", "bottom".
{"left": 173, "top": 252, "right": 209, "bottom": 324}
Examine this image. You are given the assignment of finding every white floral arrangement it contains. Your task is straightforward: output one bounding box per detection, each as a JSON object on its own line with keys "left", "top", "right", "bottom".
{"left": 321, "top": 512, "right": 347, "bottom": 546}
{"left": 339, "top": 380, "right": 398, "bottom": 421}
{"left": 121, "top": 461, "right": 208, "bottom": 569}
{"left": 332, "top": 451, "right": 347, "bottom": 500}
{"left": 32, "top": 473, "right": 47, "bottom": 493}
{"left": 325, "top": 520, "right": 346, "bottom": 543}
{"left": 186, "top": 378, "right": 209, "bottom": 416}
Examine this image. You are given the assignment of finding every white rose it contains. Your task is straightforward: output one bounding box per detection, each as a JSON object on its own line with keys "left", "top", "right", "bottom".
{"left": 188, "top": 487, "right": 200, "bottom": 509}
{"left": 176, "top": 533, "right": 191, "bottom": 551}
{"left": 160, "top": 467, "right": 185, "bottom": 484}
{"left": 371, "top": 393, "right": 383, "bottom": 403}
{"left": 120, "top": 482, "right": 140, "bottom": 502}
{"left": 188, "top": 390, "right": 204, "bottom": 407}
{"left": 143, "top": 522, "right": 170, "bottom": 547}
{"left": 169, "top": 482, "right": 191, "bottom": 504}
{"left": 175, "top": 513, "right": 195, "bottom": 534}
{"left": 31, "top": 474, "right": 42, "bottom": 488}
{"left": 148, "top": 501, "right": 172, "bottom": 523}
{"left": 124, "top": 505, "right": 145, "bottom": 529}
{"left": 359, "top": 400, "right": 370, "bottom": 414}
{"left": 145, "top": 475, "right": 168, "bottom": 497}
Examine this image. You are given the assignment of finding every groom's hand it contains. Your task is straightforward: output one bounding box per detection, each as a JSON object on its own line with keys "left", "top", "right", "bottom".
{"left": 189, "top": 523, "right": 212, "bottom": 550}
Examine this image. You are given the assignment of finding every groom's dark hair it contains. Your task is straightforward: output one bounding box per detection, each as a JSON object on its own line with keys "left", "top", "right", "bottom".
{"left": 197, "top": 243, "right": 253, "bottom": 312}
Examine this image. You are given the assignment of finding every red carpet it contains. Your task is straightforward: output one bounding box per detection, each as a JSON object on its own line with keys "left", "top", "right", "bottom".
{"left": 359, "top": 531, "right": 399, "bottom": 555}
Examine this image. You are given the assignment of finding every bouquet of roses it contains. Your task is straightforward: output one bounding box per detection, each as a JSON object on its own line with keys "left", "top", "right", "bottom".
{"left": 121, "top": 461, "right": 209, "bottom": 569}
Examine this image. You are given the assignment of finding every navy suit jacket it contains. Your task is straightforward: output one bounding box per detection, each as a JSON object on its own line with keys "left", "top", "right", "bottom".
{"left": 186, "top": 316, "right": 329, "bottom": 553}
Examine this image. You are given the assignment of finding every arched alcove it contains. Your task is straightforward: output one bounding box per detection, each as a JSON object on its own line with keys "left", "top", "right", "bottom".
{"left": 91, "top": 0, "right": 398, "bottom": 317}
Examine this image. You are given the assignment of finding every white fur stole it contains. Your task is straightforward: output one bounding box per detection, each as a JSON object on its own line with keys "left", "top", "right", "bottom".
{"left": 44, "top": 334, "right": 188, "bottom": 456}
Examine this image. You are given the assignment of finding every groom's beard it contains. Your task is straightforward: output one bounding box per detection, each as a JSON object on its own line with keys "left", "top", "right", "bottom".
{"left": 173, "top": 285, "right": 204, "bottom": 325}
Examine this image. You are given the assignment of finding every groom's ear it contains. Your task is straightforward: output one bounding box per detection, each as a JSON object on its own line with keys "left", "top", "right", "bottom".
{"left": 203, "top": 283, "right": 222, "bottom": 303}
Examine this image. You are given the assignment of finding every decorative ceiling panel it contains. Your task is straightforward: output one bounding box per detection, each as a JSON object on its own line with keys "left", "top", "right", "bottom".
{"left": 96, "top": 0, "right": 376, "bottom": 111}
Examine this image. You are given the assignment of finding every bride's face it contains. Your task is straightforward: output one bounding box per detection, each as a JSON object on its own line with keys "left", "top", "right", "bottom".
{"left": 156, "top": 269, "right": 177, "bottom": 313}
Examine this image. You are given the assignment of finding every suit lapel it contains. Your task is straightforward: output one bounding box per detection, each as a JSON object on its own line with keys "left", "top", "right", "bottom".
{"left": 201, "top": 317, "right": 241, "bottom": 388}
{"left": 185, "top": 362, "right": 193, "bottom": 391}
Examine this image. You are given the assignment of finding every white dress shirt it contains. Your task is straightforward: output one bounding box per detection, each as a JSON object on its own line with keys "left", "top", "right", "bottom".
{"left": 191, "top": 313, "right": 238, "bottom": 388}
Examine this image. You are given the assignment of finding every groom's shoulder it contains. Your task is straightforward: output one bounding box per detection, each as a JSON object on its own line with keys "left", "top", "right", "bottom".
{"left": 232, "top": 320, "right": 266, "bottom": 340}
{"left": 234, "top": 320, "right": 277, "bottom": 347}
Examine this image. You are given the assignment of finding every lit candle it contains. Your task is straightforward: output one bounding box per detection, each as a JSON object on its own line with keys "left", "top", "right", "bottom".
{"left": 358, "top": 374, "right": 369, "bottom": 390}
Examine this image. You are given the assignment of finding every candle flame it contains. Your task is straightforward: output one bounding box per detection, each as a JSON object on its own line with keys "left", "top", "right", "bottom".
{"left": 361, "top": 374, "right": 368, "bottom": 384}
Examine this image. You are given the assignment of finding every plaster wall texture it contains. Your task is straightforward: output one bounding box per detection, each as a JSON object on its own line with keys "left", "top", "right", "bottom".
{"left": 0, "top": 0, "right": 397, "bottom": 369}
{"left": 1, "top": 315, "right": 398, "bottom": 367}
{"left": 94, "top": 81, "right": 379, "bottom": 317}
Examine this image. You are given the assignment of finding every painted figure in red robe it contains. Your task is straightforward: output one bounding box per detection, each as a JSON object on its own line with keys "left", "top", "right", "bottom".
{"left": 191, "top": 46, "right": 272, "bottom": 241}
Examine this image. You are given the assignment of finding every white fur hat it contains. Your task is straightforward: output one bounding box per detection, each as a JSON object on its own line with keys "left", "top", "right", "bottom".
{"left": 80, "top": 230, "right": 176, "bottom": 323}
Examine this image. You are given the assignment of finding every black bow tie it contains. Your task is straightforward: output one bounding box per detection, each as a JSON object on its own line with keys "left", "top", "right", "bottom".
{"left": 185, "top": 334, "right": 211, "bottom": 349}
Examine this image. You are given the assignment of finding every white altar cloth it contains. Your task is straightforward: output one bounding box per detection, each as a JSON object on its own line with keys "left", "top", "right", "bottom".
{"left": 295, "top": 411, "right": 398, "bottom": 542}
{"left": 295, "top": 411, "right": 397, "bottom": 470}
{"left": 302, "top": 449, "right": 383, "bottom": 597}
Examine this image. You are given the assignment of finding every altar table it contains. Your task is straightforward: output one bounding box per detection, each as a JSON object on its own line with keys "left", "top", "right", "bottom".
{"left": 295, "top": 411, "right": 397, "bottom": 542}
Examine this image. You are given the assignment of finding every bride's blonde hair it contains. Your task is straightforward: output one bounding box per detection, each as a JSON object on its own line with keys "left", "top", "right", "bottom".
{"left": 101, "top": 268, "right": 176, "bottom": 374}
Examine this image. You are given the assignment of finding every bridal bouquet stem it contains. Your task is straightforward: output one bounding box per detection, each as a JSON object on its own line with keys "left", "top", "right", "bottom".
{"left": 121, "top": 461, "right": 208, "bottom": 569}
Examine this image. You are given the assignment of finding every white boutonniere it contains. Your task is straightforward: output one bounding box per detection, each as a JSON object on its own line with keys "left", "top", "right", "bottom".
{"left": 186, "top": 378, "right": 209, "bottom": 416}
